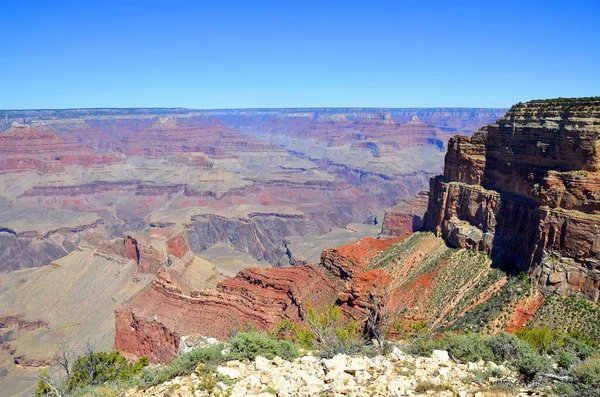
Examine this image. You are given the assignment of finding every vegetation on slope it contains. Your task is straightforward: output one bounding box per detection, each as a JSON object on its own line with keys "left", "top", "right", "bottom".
{"left": 35, "top": 231, "right": 600, "bottom": 396}
{"left": 36, "top": 319, "right": 600, "bottom": 397}
{"left": 530, "top": 295, "right": 600, "bottom": 341}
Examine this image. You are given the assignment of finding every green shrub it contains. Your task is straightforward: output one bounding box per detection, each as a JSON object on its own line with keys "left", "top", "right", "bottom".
{"left": 271, "top": 319, "right": 315, "bottom": 349}
{"left": 70, "top": 385, "right": 122, "bottom": 397}
{"left": 554, "top": 348, "right": 580, "bottom": 370}
{"left": 229, "top": 332, "right": 298, "bottom": 361}
{"left": 554, "top": 381, "right": 577, "bottom": 397}
{"left": 36, "top": 351, "right": 148, "bottom": 396}
{"left": 516, "top": 327, "right": 564, "bottom": 355}
{"left": 472, "top": 366, "right": 506, "bottom": 381}
{"left": 304, "top": 304, "right": 368, "bottom": 358}
{"left": 414, "top": 381, "right": 452, "bottom": 393}
{"left": 571, "top": 357, "right": 600, "bottom": 395}
{"left": 511, "top": 350, "right": 552, "bottom": 379}
{"left": 71, "top": 351, "right": 148, "bottom": 390}
{"left": 296, "top": 327, "right": 316, "bottom": 349}
{"left": 486, "top": 332, "right": 535, "bottom": 361}
{"left": 405, "top": 331, "right": 554, "bottom": 380}
{"left": 414, "top": 380, "right": 437, "bottom": 393}
{"left": 406, "top": 333, "right": 496, "bottom": 362}
{"left": 560, "top": 334, "right": 598, "bottom": 361}
{"left": 139, "top": 344, "right": 225, "bottom": 388}
{"left": 568, "top": 329, "right": 599, "bottom": 349}
{"left": 434, "top": 333, "right": 496, "bottom": 363}
{"left": 514, "top": 327, "right": 598, "bottom": 373}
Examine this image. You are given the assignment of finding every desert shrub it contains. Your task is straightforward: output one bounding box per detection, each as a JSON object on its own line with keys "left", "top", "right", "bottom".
{"left": 70, "top": 385, "right": 122, "bottom": 397}
{"left": 304, "top": 304, "right": 369, "bottom": 358}
{"left": 486, "top": 332, "right": 535, "bottom": 361}
{"left": 405, "top": 333, "right": 495, "bottom": 362}
{"left": 229, "top": 332, "right": 298, "bottom": 361}
{"left": 516, "top": 327, "right": 564, "bottom": 355}
{"left": 554, "top": 348, "right": 580, "bottom": 370}
{"left": 559, "top": 333, "right": 598, "bottom": 361}
{"left": 69, "top": 351, "right": 148, "bottom": 390}
{"left": 437, "top": 333, "right": 496, "bottom": 363}
{"left": 403, "top": 335, "right": 438, "bottom": 357}
{"left": 554, "top": 381, "right": 577, "bottom": 397}
{"left": 484, "top": 332, "right": 552, "bottom": 379}
{"left": 570, "top": 357, "right": 600, "bottom": 396}
{"left": 405, "top": 331, "right": 553, "bottom": 379}
{"left": 414, "top": 380, "right": 436, "bottom": 393}
{"left": 471, "top": 366, "right": 506, "bottom": 381}
{"left": 197, "top": 371, "right": 218, "bottom": 395}
{"left": 414, "top": 381, "right": 452, "bottom": 393}
{"left": 36, "top": 351, "right": 148, "bottom": 396}
{"left": 514, "top": 327, "right": 598, "bottom": 373}
{"left": 271, "top": 319, "right": 315, "bottom": 349}
{"left": 296, "top": 327, "right": 316, "bottom": 349}
{"left": 511, "top": 349, "right": 552, "bottom": 379}
{"left": 138, "top": 344, "right": 225, "bottom": 388}
{"left": 271, "top": 320, "right": 298, "bottom": 340}
{"left": 568, "top": 329, "right": 599, "bottom": 349}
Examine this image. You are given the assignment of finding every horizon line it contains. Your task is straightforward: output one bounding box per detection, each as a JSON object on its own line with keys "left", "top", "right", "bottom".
{"left": 1, "top": 106, "right": 510, "bottom": 113}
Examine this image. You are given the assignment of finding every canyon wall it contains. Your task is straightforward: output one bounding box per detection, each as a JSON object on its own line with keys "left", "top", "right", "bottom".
{"left": 426, "top": 98, "right": 600, "bottom": 301}
{"left": 379, "top": 191, "right": 429, "bottom": 239}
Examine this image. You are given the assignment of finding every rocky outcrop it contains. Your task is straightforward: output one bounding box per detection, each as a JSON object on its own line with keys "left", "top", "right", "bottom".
{"left": 115, "top": 263, "right": 343, "bottom": 363}
{"left": 122, "top": 349, "right": 538, "bottom": 397}
{"left": 114, "top": 237, "right": 401, "bottom": 363}
{"left": 124, "top": 227, "right": 190, "bottom": 273}
{"left": 426, "top": 98, "right": 600, "bottom": 301}
{"left": 20, "top": 181, "right": 137, "bottom": 197}
{"left": 379, "top": 191, "right": 429, "bottom": 239}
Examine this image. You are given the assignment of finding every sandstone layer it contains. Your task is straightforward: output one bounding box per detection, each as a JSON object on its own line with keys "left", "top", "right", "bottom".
{"left": 379, "top": 191, "right": 429, "bottom": 239}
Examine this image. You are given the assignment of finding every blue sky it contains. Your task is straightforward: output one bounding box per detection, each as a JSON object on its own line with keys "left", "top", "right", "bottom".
{"left": 0, "top": 0, "right": 598, "bottom": 109}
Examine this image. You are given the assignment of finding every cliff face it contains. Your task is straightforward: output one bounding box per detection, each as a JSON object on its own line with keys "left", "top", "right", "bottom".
{"left": 427, "top": 98, "right": 600, "bottom": 301}
{"left": 379, "top": 191, "right": 429, "bottom": 239}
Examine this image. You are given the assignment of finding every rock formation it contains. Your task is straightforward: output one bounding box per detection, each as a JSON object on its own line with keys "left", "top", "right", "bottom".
{"left": 121, "top": 348, "right": 538, "bottom": 397}
{"left": 0, "top": 122, "right": 122, "bottom": 173}
{"left": 114, "top": 236, "right": 403, "bottom": 363}
{"left": 124, "top": 227, "right": 190, "bottom": 273}
{"left": 426, "top": 97, "right": 600, "bottom": 301}
{"left": 0, "top": 107, "right": 505, "bottom": 392}
{"left": 379, "top": 191, "right": 429, "bottom": 239}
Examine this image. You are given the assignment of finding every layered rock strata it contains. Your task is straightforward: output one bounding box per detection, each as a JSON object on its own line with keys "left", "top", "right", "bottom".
{"left": 124, "top": 227, "right": 190, "bottom": 273}
{"left": 426, "top": 98, "right": 600, "bottom": 301}
{"left": 379, "top": 191, "right": 429, "bottom": 239}
{"left": 114, "top": 237, "right": 402, "bottom": 363}
{"left": 0, "top": 123, "right": 122, "bottom": 173}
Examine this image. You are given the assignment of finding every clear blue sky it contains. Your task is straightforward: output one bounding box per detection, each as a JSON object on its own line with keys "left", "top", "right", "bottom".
{"left": 1, "top": 0, "right": 598, "bottom": 109}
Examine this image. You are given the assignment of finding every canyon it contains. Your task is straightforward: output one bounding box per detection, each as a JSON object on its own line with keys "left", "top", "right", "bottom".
{"left": 0, "top": 107, "right": 503, "bottom": 395}
{"left": 111, "top": 98, "right": 600, "bottom": 368}
{"left": 4, "top": 100, "right": 600, "bottom": 395}
{"left": 2, "top": 100, "right": 600, "bottom": 395}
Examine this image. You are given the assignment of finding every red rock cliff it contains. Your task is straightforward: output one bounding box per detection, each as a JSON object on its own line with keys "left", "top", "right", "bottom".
{"left": 114, "top": 236, "right": 402, "bottom": 363}
{"left": 379, "top": 191, "right": 429, "bottom": 239}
